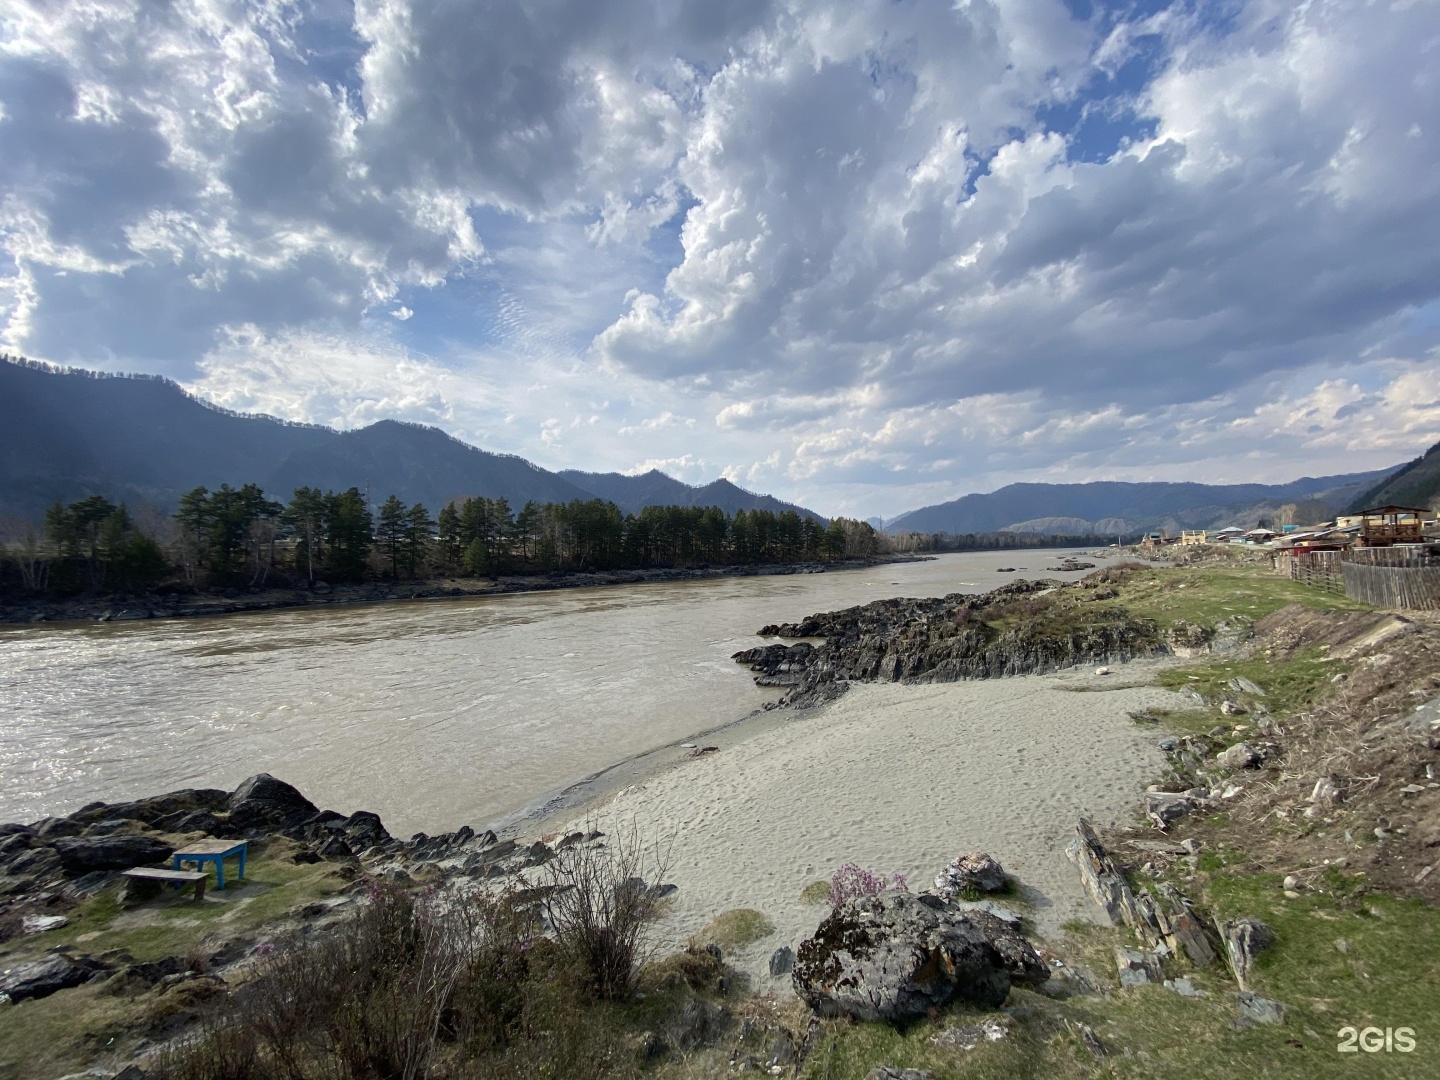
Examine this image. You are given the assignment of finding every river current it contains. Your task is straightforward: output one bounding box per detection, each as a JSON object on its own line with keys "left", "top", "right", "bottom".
{"left": 0, "top": 550, "right": 1107, "bottom": 835}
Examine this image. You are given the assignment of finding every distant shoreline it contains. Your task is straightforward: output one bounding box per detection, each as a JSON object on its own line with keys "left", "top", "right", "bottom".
{"left": 0, "top": 554, "right": 935, "bottom": 627}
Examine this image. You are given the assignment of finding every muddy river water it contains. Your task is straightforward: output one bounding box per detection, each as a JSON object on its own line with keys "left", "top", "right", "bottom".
{"left": 0, "top": 550, "right": 1110, "bottom": 835}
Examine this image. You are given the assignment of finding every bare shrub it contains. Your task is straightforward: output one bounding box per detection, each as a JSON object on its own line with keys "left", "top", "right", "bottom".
{"left": 541, "top": 822, "right": 672, "bottom": 1001}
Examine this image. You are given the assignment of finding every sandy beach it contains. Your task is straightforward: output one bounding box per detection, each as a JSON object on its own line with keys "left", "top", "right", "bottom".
{"left": 558, "top": 659, "right": 1186, "bottom": 987}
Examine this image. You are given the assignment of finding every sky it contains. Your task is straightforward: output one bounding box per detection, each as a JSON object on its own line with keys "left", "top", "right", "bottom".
{"left": 2, "top": 0, "right": 1439, "bottom": 519}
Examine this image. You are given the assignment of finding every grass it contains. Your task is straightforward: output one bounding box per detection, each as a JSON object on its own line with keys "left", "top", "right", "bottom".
{"left": 691, "top": 908, "right": 775, "bottom": 951}
{"left": 1106, "top": 567, "right": 1372, "bottom": 630}
{"left": 798, "top": 880, "right": 832, "bottom": 906}
{"left": 0, "top": 837, "right": 347, "bottom": 967}
{"left": 0, "top": 838, "right": 349, "bottom": 1080}
{"left": 1155, "top": 648, "right": 1344, "bottom": 719}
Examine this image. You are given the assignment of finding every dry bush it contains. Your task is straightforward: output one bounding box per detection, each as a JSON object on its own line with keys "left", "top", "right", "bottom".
{"left": 541, "top": 821, "right": 673, "bottom": 1001}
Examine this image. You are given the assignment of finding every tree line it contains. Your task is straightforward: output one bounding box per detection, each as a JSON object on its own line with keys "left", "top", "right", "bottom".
{"left": 0, "top": 484, "right": 880, "bottom": 596}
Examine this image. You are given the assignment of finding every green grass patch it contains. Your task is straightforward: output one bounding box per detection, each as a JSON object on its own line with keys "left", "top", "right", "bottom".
{"left": 691, "top": 908, "right": 775, "bottom": 951}
{"left": 1156, "top": 648, "right": 1343, "bottom": 719}
{"left": 798, "top": 880, "right": 832, "bottom": 906}
{"left": 1111, "top": 567, "right": 1371, "bottom": 630}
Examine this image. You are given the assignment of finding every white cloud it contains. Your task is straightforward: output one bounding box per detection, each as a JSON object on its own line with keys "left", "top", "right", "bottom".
{"left": 2, "top": 0, "right": 1438, "bottom": 520}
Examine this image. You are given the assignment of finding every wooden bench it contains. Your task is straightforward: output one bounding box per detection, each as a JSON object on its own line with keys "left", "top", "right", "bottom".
{"left": 121, "top": 866, "right": 208, "bottom": 901}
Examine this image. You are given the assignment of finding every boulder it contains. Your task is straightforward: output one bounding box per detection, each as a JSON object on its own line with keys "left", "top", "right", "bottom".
{"left": 1144, "top": 792, "right": 1195, "bottom": 830}
{"left": 69, "top": 788, "right": 230, "bottom": 828}
{"left": 1234, "top": 991, "right": 1286, "bottom": 1027}
{"left": 51, "top": 836, "right": 174, "bottom": 874}
{"left": 1220, "top": 917, "right": 1274, "bottom": 990}
{"left": 340, "top": 811, "right": 391, "bottom": 849}
{"left": 792, "top": 892, "right": 1046, "bottom": 1021}
{"left": 769, "top": 946, "right": 795, "bottom": 977}
{"left": 0, "top": 954, "right": 107, "bottom": 1002}
{"left": 933, "top": 852, "right": 1007, "bottom": 898}
{"left": 228, "top": 774, "right": 317, "bottom": 831}
{"left": 865, "top": 1069, "right": 935, "bottom": 1080}
{"left": 1218, "top": 743, "right": 1262, "bottom": 770}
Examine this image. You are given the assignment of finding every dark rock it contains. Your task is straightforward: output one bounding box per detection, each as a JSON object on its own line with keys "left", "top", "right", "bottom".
{"left": 865, "top": 1068, "right": 935, "bottom": 1080}
{"left": 769, "top": 946, "right": 795, "bottom": 977}
{"left": 668, "top": 997, "right": 730, "bottom": 1051}
{"left": 1144, "top": 792, "right": 1195, "bottom": 830}
{"left": 0, "top": 832, "right": 33, "bottom": 866}
{"left": 228, "top": 774, "right": 317, "bottom": 832}
{"left": 3, "top": 845, "right": 62, "bottom": 880}
{"left": 70, "top": 789, "right": 230, "bottom": 828}
{"left": 317, "top": 835, "right": 353, "bottom": 859}
{"left": 31, "top": 817, "right": 84, "bottom": 839}
{"left": 1115, "top": 947, "right": 1163, "bottom": 988}
{"left": 1220, "top": 917, "right": 1274, "bottom": 990}
{"left": 411, "top": 825, "right": 482, "bottom": 862}
{"left": 0, "top": 823, "right": 33, "bottom": 837}
{"left": 166, "top": 810, "right": 226, "bottom": 836}
{"left": 86, "top": 819, "right": 135, "bottom": 836}
{"left": 1235, "top": 991, "right": 1287, "bottom": 1027}
{"left": 340, "top": 811, "right": 391, "bottom": 849}
{"left": 292, "top": 849, "right": 323, "bottom": 865}
{"left": 0, "top": 953, "right": 108, "bottom": 1002}
{"left": 51, "top": 836, "right": 174, "bottom": 874}
{"left": 933, "top": 852, "right": 1007, "bottom": 898}
{"left": 1219, "top": 742, "right": 1262, "bottom": 769}
{"left": 736, "top": 579, "right": 1166, "bottom": 707}
{"left": 792, "top": 892, "right": 1046, "bottom": 1022}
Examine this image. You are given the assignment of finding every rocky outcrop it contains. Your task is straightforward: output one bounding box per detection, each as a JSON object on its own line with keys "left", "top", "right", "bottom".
{"left": 0, "top": 953, "right": 109, "bottom": 1002}
{"left": 228, "top": 773, "right": 319, "bottom": 832}
{"left": 51, "top": 836, "right": 174, "bottom": 874}
{"left": 736, "top": 578, "right": 1166, "bottom": 706}
{"left": 933, "top": 852, "right": 1007, "bottom": 899}
{"left": 792, "top": 891, "right": 1046, "bottom": 1021}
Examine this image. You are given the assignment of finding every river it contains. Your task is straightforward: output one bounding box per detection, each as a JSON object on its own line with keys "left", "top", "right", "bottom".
{"left": 0, "top": 550, "right": 1110, "bottom": 835}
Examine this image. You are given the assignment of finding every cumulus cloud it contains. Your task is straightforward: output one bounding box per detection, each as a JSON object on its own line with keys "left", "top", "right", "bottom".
{"left": 2, "top": 0, "right": 1438, "bottom": 518}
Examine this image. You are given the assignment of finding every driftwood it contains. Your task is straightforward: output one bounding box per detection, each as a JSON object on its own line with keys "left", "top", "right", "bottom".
{"left": 1065, "top": 819, "right": 1216, "bottom": 967}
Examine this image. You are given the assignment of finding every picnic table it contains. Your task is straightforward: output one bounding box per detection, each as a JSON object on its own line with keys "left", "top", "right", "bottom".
{"left": 172, "top": 839, "right": 248, "bottom": 889}
{"left": 121, "top": 867, "right": 209, "bottom": 901}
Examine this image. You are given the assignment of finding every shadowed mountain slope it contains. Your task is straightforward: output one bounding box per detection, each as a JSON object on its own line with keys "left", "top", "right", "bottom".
{"left": 559, "top": 469, "right": 827, "bottom": 522}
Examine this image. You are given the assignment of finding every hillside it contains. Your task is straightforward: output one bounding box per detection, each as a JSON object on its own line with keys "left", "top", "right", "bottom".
{"left": 559, "top": 469, "right": 827, "bottom": 522}
{"left": 0, "top": 358, "right": 826, "bottom": 522}
{"left": 265, "top": 421, "right": 594, "bottom": 512}
{"left": 888, "top": 471, "right": 1400, "bottom": 536}
{"left": 0, "top": 358, "right": 334, "bottom": 517}
{"left": 1347, "top": 439, "right": 1440, "bottom": 512}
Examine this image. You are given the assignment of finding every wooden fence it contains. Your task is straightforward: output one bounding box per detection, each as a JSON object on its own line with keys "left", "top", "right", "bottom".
{"left": 1341, "top": 563, "right": 1440, "bottom": 610}
{"left": 1283, "top": 550, "right": 1345, "bottom": 595}
{"left": 1281, "top": 544, "right": 1440, "bottom": 608}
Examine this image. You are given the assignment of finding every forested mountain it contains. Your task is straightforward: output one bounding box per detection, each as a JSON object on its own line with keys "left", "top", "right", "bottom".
{"left": 0, "top": 358, "right": 824, "bottom": 521}
{"left": 0, "top": 357, "right": 333, "bottom": 517}
{"left": 1347, "top": 439, "right": 1440, "bottom": 512}
{"left": 265, "top": 421, "right": 593, "bottom": 514}
{"left": 558, "top": 468, "right": 825, "bottom": 522}
{"left": 887, "top": 471, "right": 1401, "bottom": 536}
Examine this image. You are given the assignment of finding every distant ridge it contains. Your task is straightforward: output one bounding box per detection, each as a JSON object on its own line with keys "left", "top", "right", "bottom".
{"left": 559, "top": 469, "right": 826, "bottom": 523}
{"left": 887, "top": 473, "right": 1404, "bottom": 536}
{"left": 0, "top": 356, "right": 827, "bottom": 521}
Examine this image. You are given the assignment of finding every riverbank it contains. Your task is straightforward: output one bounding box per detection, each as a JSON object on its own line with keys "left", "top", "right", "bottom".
{"left": 0, "top": 555, "right": 929, "bottom": 626}
{"left": 3, "top": 560, "right": 1437, "bottom": 1079}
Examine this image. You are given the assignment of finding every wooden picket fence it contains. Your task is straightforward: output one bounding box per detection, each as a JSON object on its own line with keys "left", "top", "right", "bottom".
{"left": 1341, "top": 563, "right": 1440, "bottom": 610}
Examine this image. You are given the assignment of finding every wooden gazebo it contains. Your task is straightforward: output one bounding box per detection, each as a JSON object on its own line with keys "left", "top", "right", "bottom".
{"left": 1356, "top": 505, "right": 1426, "bottom": 547}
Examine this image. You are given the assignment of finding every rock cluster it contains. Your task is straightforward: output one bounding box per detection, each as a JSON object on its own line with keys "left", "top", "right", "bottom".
{"left": 933, "top": 852, "right": 1007, "bottom": 899}
{"left": 735, "top": 578, "right": 1167, "bottom": 707}
{"left": 792, "top": 891, "right": 1047, "bottom": 1021}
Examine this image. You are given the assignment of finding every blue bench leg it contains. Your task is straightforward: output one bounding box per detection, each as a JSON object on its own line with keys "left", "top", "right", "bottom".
{"left": 238, "top": 848, "right": 246, "bottom": 880}
{"left": 216, "top": 857, "right": 225, "bottom": 890}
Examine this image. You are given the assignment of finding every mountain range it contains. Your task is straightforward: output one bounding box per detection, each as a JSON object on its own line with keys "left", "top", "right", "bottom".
{"left": 2, "top": 357, "right": 1426, "bottom": 535}
{"left": 0, "top": 359, "right": 824, "bottom": 522}
{"left": 886, "top": 472, "right": 1403, "bottom": 536}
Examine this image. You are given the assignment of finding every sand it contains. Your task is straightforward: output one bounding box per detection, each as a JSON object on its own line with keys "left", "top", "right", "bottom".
{"left": 554, "top": 659, "right": 1188, "bottom": 988}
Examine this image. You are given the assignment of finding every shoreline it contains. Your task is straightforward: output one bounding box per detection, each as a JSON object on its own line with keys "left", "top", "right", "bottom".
{"left": 535, "top": 657, "right": 1188, "bottom": 985}
{"left": 0, "top": 555, "right": 932, "bottom": 628}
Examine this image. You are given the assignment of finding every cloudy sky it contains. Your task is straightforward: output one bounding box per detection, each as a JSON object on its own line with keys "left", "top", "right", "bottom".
{"left": 2, "top": 0, "right": 1439, "bottom": 518}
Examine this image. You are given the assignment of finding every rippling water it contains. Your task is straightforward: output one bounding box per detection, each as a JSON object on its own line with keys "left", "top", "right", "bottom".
{"left": 0, "top": 551, "right": 1105, "bottom": 835}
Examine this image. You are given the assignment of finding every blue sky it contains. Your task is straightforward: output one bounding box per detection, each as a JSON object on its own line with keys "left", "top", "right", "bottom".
{"left": 2, "top": 0, "right": 1439, "bottom": 517}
